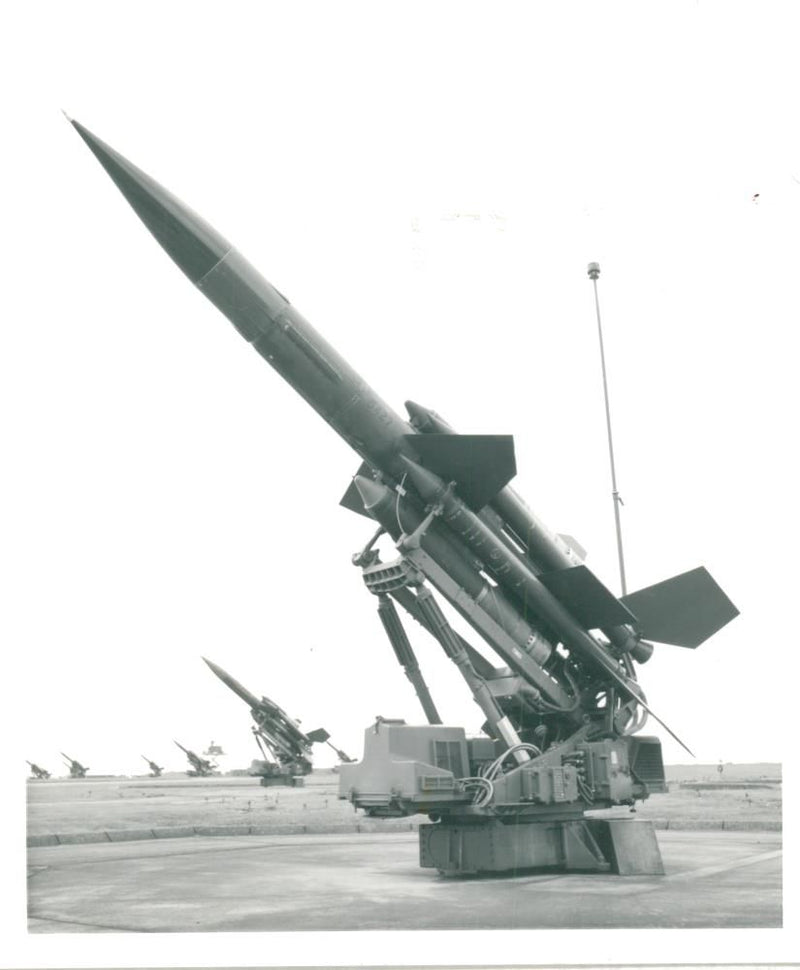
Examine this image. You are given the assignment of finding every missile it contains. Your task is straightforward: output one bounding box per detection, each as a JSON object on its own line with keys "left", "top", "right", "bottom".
{"left": 27, "top": 762, "right": 51, "bottom": 779}
{"left": 174, "top": 741, "right": 214, "bottom": 775}
{"left": 203, "top": 657, "right": 310, "bottom": 744}
{"left": 60, "top": 752, "right": 86, "bottom": 768}
{"left": 141, "top": 755, "right": 163, "bottom": 775}
{"left": 71, "top": 120, "right": 738, "bottom": 758}
{"left": 203, "top": 657, "right": 321, "bottom": 766}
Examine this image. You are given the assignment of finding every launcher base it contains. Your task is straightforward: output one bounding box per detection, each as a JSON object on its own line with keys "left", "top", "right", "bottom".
{"left": 419, "top": 817, "right": 664, "bottom": 875}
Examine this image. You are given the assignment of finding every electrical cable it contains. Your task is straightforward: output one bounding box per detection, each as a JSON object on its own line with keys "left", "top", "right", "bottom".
{"left": 484, "top": 742, "right": 543, "bottom": 781}
{"left": 459, "top": 776, "right": 494, "bottom": 807}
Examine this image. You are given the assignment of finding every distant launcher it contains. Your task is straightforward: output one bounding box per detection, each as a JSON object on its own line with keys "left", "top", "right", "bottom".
{"left": 141, "top": 755, "right": 164, "bottom": 778}
{"left": 173, "top": 740, "right": 216, "bottom": 777}
{"left": 26, "top": 761, "right": 51, "bottom": 780}
{"left": 61, "top": 753, "right": 88, "bottom": 779}
{"left": 203, "top": 658, "right": 353, "bottom": 786}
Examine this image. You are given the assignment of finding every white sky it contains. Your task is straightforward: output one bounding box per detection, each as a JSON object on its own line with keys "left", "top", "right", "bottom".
{"left": 2, "top": 0, "right": 799, "bottom": 966}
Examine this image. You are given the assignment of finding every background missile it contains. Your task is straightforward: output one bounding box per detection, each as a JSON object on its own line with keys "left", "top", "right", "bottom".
{"left": 141, "top": 755, "right": 163, "bottom": 776}
{"left": 203, "top": 657, "right": 329, "bottom": 772}
{"left": 203, "top": 657, "right": 262, "bottom": 711}
{"left": 27, "top": 762, "right": 50, "bottom": 779}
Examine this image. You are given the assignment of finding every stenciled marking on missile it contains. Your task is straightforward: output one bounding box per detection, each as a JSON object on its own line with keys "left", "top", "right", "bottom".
{"left": 351, "top": 376, "right": 397, "bottom": 429}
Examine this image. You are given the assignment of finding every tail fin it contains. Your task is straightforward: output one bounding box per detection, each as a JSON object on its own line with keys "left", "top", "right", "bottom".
{"left": 621, "top": 566, "right": 739, "bottom": 648}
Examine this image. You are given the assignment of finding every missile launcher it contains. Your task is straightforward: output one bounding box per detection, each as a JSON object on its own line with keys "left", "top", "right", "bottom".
{"left": 203, "top": 658, "right": 352, "bottom": 785}
{"left": 71, "top": 120, "right": 738, "bottom": 874}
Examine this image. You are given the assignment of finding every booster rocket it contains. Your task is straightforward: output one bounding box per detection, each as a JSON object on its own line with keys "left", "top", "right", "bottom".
{"left": 70, "top": 119, "right": 738, "bottom": 758}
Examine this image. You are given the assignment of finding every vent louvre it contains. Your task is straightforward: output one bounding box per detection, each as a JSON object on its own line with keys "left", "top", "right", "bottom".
{"left": 432, "top": 740, "right": 464, "bottom": 778}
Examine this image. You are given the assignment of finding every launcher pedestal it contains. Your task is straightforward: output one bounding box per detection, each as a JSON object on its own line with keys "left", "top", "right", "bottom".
{"left": 419, "top": 817, "right": 663, "bottom": 875}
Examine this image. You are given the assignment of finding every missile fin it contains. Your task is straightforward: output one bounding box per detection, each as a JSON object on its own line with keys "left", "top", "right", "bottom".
{"left": 305, "top": 728, "right": 331, "bottom": 743}
{"left": 538, "top": 565, "right": 638, "bottom": 628}
{"left": 402, "top": 433, "right": 516, "bottom": 510}
{"left": 340, "top": 461, "right": 378, "bottom": 517}
{"left": 620, "top": 566, "right": 739, "bottom": 648}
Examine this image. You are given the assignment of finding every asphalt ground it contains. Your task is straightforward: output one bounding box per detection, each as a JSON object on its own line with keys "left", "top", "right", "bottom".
{"left": 27, "top": 828, "right": 781, "bottom": 932}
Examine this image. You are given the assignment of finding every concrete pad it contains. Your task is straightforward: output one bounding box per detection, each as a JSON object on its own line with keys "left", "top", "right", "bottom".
{"left": 26, "top": 829, "right": 781, "bottom": 932}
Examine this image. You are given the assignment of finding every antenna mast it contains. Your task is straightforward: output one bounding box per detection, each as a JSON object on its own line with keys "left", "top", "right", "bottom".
{"left": 587, "top": 262, "right": 627, "bottom": 596}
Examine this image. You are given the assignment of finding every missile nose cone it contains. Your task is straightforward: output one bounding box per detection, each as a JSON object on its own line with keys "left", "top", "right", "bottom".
{"left": 399, "top": 454, "right": 446, "bottom": 502}
{"left": 69, "top": 119, "right": 231, "bottom": 284}
{"left": 203, "top": 657, "right": 261, "bottom": 708}
{"left": 353, "top": 474, "right": 392, "bottom": 511}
